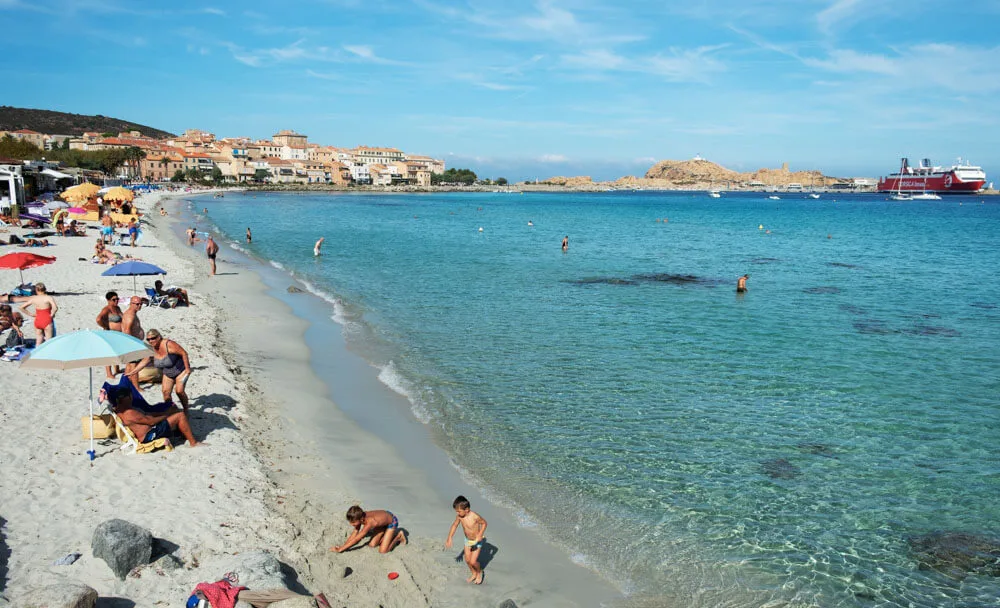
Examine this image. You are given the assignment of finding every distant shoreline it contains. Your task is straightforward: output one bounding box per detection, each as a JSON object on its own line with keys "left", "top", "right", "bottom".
{"left": 235, "top": 183, "right": 999, "bottom": 195}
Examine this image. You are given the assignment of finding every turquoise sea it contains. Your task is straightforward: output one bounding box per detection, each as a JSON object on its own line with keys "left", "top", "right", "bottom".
{"left": 191, "top": 191, "right": 1000, "bottom": 607}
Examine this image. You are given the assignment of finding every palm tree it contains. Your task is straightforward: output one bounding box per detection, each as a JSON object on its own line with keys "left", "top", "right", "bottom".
{"left": 125, "top": 146, "right": 146, "bottom": 181}
{"left": 158, "top": 156, "right": 171, "bottom": 182}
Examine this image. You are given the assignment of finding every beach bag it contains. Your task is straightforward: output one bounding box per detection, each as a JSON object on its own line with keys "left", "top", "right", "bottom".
{"left": 82, "top": 414, "right": 115, "bottom": 439}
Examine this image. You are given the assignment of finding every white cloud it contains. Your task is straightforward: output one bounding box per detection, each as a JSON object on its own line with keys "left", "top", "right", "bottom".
{"left": 803, "top": 49, "right": 897, "bottom": 75}
{"left": 803, "top": 44, "right": 1000, "bottom": 92}
{"left": 226, "top": 40, "right": 353, "bottom": 68}
{"left": 561, "top": 45, "right": 727, "bottom": 83}
{"left": 201, "top": 7, "right": 225, "bottom": 16}
{"left": 816, "top": 0, "right": 864, "bottom": 35}
{"left": 343, "top": 44, "right": 410, "bottom": 66}
{"left": 306, "top": 69, "right": 341, "bottom": 81}
{"left": 539, "top": 154, "right": 569, "bottom": 163}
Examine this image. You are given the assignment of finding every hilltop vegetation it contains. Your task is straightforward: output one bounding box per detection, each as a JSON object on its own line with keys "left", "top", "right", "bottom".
{"left": 0, "top": 106, "right": 174, "bottom": 138}
{"left": 0, "top": 134, "right": 143, "bottom": 174}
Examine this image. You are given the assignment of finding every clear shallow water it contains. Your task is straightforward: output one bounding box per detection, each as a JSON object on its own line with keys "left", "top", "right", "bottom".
{"left": 193, "top": 191, "right": 1000, "bottom": 606}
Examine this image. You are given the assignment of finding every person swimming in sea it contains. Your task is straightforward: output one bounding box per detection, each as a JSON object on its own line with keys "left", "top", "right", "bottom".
{"left": 562, "top": 235, "right": 568, "bottom": 251}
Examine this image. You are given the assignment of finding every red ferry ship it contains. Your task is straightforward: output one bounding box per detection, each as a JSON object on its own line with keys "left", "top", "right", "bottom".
{"left": 878, "top": 158, "right": 986, "bottom": 194}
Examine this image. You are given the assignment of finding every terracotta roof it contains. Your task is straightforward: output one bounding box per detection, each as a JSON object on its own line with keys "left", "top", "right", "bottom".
{"left": 13, "top": 129, "right": 42, "bottom": 135}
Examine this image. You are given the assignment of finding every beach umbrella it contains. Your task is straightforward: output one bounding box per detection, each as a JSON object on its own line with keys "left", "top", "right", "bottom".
{"left": 60, "top": 183, "right": 100, "bottom": 201}
{"left": 20, "top": 330, "right": 154, "bottom": 461}
{"left": 103, "top": 187, "right": 134, "bottom": 202}
{"left": 0, "top": 251, "right": 56, "bottom": 285}
{"left": 101, "top": 260, "right": 166, "bottom": 294}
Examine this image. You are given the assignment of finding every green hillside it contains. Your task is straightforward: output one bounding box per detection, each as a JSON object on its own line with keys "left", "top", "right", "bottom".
{"left": 0, "top": 106, "right": 174, "bottom": 139}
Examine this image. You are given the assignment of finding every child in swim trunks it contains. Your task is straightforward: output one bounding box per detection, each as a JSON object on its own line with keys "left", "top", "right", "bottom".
{"left": 329, "top": 505, "right": 405, "bottom": 554}
{"left": 445, "top": 495, "right": 488, "bottom": 584}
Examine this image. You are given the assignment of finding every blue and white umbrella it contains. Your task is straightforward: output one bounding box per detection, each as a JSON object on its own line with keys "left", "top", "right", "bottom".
{"left": 21, "top": 330, "right": 153, "bottom": 460}
{"left": 101, "top": 260, "right": 166, "bottom": 294}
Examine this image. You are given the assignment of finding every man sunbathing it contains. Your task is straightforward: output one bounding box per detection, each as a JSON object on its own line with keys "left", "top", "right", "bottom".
{"left": 113, "top": 390, "right": 201, "bottom": 447}
{"left": 153, "top": 280, "right": 190, "bottom": 307}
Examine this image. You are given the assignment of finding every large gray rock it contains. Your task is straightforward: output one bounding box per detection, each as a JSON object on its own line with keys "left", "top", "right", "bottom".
{"left": 91, "top": 519, "right": 153, "bottom": 580}
{"left": 219, "top": 550, "right": 287, "bottom": 590}
{"left": 21, "top": 583, "right": 97, "bottom": 608}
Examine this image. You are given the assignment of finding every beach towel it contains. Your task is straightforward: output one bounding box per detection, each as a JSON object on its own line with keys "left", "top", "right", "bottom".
{"left": 194, "top": 579, "right": 247, "bottom": 608}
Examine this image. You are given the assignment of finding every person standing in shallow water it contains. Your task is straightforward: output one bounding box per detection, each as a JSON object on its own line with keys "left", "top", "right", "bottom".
{"left": 562, "top": 235, "right": 568, "bottom": 251}
{"left": 246, "top": 227, "right": 252, "bottom": 244}
{"left": 737, "top": 274, "right": 749, "bottom": 293}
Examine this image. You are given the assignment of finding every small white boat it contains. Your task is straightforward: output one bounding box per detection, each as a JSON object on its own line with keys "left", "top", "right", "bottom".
{"left": 891, "top": 193, "right": 912, "bottom": 201}
{"left": 910, "top": 192, "right": 942, "bottom": 200}
{"left": 808, "top": 193, "right": 821, "bottom": 199}
{"left": 708, "top": 190, "right": 721, "bottom": 198}
{"left": 768, "top": 195, "right": 781, "bottom": 200}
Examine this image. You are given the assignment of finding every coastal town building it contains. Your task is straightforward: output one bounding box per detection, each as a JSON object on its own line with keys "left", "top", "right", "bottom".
{"left": 140, "top": 152, "right": 184, "bottom": 181}
{"left": 182, "top": 152, "right": 215, "bottom": 175}
{"left": 3, "top": 121, "right": 446, "bottom": 187}
{"left": 273, "top": 129, "right": 307, "bottom": 148}
{"left": 349, "top": 163, "right": 371, "bottom": 184}
{"left": 352, "top": 146, "right": 405, "bottom": 166}
{"left": 0, "top": 129, "right": 46, "bottom": 149}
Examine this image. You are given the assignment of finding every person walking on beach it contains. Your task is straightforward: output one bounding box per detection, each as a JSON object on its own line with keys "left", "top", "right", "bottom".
{"left": 19, "top": 283, "right": 57, "bottom": 344}
{"left": 128, "top": 217, "right": 139, "bottom": 248}
{"left": 186, "top": 227, "right": 196, "bottom": 246}
{"left": 330, "top": 505, "right": 406, "bottom": 554}
{"left": 246, "top": 227, "right": 252, "bottom": 244}
{"left": 314, "top": 237, "right": 324, "bottom": 257}
{"left": 562, "top": 235, "right": 569, "bottom": 251}
{"left": 737, "top": 274, "right": 749, "bottom": 293}
{"left": 206, "top": 235, "right": 219, "bottom": 276}
{"left": 445, "top": 495, "right": 488, "bottom": 585}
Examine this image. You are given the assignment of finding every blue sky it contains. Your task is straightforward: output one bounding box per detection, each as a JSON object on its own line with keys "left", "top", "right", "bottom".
{"left": 2, "top": 0, "right": 998, "bottom": 182}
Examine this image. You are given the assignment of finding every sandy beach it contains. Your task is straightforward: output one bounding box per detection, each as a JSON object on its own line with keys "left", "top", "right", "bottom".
{"left": 0, "top": 190, "right": 625, "bottom": 607}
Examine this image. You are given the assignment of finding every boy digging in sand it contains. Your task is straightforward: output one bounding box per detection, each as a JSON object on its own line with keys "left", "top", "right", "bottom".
{"left": 330, "top": 506, "right": 406, "bottom": 554}
{"left": 445, "top": 495, "right": 488, "bottom": 584}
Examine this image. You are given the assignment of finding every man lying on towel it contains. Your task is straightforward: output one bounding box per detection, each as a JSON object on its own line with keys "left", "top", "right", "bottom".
{"left": 113, "top": 390, "right": 201, "bottom": 447}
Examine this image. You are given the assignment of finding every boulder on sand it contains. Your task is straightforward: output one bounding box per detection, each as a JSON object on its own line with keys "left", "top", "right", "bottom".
{"left": 20, "top": 583, "right": 98, "bottom": 608}
{"left": 91, "top": 519, "right": 153, "bottom": 580}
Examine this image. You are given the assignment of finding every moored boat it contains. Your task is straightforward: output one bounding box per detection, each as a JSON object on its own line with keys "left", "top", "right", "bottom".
{"left": 878, "top": 157, "right": 986, "bottom": 194}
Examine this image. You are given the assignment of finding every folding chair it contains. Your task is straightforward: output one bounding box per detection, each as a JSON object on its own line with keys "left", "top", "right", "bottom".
{"left": 144, "top": 287, "right": 171, "bottom": 308}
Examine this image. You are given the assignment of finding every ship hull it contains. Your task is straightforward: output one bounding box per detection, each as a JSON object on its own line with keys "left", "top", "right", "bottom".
{"left": 878, "top": 173, "right": 985, "bottom": 194}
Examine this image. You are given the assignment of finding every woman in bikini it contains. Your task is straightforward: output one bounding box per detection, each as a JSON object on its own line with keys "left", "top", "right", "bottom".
{"left": 128, "top": 329, "right": 193, "bottom": 410}
{"left": 19, "top": 282, "right": 58, "bottom": 344}
{"left": 96, "top": 291, "right": 124, "bottom": 377}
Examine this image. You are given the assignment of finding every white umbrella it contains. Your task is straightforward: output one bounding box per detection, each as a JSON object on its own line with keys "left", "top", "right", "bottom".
{"left": 21, "top": 330, "right": 153, "bottom": 461}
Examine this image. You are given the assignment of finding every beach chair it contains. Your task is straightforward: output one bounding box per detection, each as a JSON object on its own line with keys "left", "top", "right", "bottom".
{"left": 110, "top": 411, "right": 173, "bottom": 455}
{"left": 144, "top": 287, "right": 170, "bottom": 308}
{"left": 100, "top": 377, "right": 174, "bottom": 455}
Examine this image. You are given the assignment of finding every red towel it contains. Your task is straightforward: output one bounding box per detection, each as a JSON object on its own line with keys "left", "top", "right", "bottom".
{"left": 194, "top": 579, "right": 247, "bottom": 608}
